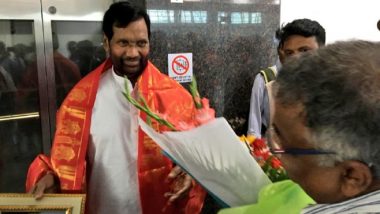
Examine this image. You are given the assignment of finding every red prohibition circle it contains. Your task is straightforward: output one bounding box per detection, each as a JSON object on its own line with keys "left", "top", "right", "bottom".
{"left": 172, "top": 55, "right": 189, "bottom": 75}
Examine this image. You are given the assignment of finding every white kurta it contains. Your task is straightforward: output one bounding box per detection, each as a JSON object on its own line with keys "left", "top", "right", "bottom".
{"left": 87, "top": 67, "right": 142, "bottom": 213}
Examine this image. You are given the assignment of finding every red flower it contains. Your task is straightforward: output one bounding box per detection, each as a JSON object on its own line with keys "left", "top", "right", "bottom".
{"left": 253, "top": 149, "right": 266, "bottom": 158}
{"left": 270, "top": 157, "right": 282, "bottom": 169}
{"left": 239, "top": 135, "right": 288, "bottom": 182}
{"left": 252, "top": 138, "right": 267, "bottom": 149}
{"left": 194, "top": 98, "right": 215, "bottom": 126}
{"left": 158, "top": 98, "right": 215, "bottom": 131}
{"left": 261, "top": 152, "right": 270, "bottom": 160}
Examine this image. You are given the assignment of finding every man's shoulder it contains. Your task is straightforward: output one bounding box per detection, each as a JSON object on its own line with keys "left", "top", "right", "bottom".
{"left": 144, "top": 61, "right": 183, "bottom": 88}
{"left": 58, "top": 61, "right": 109, "bottom": 108}
{"left": 75, "top": 68, "right": 102, "bottom": 87}
{"left": 76, "top": 59, "right": 111, "bottom": 86}
{"left": 302, "top": 190, "right": 380, "bottom": 213}
{"left": 147, "top": 62, "right": 171, "bottom": 79}
{"left": 258, "top": 66, "right": 277, "bottom": 84}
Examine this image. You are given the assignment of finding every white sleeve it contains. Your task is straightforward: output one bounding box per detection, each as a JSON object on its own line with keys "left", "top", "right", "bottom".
{"left": 247, "top": 74, "right": 266, "bottom": 137}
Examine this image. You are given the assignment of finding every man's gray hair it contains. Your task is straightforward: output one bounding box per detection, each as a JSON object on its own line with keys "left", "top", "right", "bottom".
{"left": 274, "top": 40, "right": 380, "bottom": 176}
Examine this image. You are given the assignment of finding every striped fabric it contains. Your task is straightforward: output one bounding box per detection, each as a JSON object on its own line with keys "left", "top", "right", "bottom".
{"left": 302, "top": 190, "right": 380, "bottom": 214}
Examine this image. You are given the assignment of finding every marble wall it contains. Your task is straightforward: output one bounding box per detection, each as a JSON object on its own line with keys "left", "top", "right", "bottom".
{"left": 146, "top": 0, "right": 280, "bottom": 135}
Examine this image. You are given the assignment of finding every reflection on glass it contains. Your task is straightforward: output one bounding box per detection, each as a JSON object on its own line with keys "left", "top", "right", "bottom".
{"left": 224, "top": 12, "right": 262, "bottom": 24}
{"left": 147, "top": 10, "right": 175, "bottom": 23}
{"left": 52, "top": 21, "right": 106, "bottom": 107}
{"left": 231, "top": 12, "right": 250, "bottom": 24}
{"left": 217, "top": 12, "right": 228, "bottom": 24}
{"left": 0, "top": 20, "right": 42, "bottom": 193}
{"left": 251, "top": 12, "right": 262, "bottom": 23}
{"left": 180, "top": 10, "right": 207, "bottom": 23}
{"left": 147, "top": 10, "right": 208, "bottom": 24}
{"left": 51, "top": 32, "right": 81, "bottom": 106}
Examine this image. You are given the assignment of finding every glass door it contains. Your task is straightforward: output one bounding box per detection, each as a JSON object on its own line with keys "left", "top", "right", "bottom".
{"left": 0, "top": 0, "right": 112, "bottom": 193}
{"left": 0, "top": 0, "right": 48, "bottom": 193}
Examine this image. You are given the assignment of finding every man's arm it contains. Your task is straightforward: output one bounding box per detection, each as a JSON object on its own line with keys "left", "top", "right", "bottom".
{"left": 29, "top": 173, "right": 59, "bottom": 199}
{"left": 164, "top": 166, "right": 193, "bottom": 204}
{"left": 247, "top": 74, "right": 266, "bottom": 138}
{"left": 26, "top": 154, "right": 59, "bottom": 198}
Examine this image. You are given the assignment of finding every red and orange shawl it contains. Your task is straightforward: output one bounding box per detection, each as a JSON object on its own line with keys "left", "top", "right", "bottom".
{"left": 26, "top": 59, "right": 206, "bottom": 214}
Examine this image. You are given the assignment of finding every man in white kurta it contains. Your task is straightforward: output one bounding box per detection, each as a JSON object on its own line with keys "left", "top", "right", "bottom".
{"left": 87, "top": 67, "right": 142, "bottom": 213}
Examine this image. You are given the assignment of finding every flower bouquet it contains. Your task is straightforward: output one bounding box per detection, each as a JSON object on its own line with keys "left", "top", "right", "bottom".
{"left": 123, "top": 74, "right": 287, "bottom": 183}
{"left": 123, "top": 76, "right": 274, "bottom": 207}
{"left": 123, "top": 76, "right": 215, "bottom": 131}
{"left": 240, "top": 135, "right": 288, "bottom": 182}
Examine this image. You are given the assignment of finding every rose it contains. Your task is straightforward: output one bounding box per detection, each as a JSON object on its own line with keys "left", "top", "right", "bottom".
{"left": 239, "top": 135, "right": 288, "bottom": 182}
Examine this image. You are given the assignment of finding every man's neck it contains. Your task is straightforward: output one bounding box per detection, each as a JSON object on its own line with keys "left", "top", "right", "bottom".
{"left": 113, "top": 69, "right": 139, "bottom": 87}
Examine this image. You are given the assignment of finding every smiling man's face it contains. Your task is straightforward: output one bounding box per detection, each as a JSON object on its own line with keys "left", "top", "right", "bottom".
{"left": 104, "top": 18, "right": 150, "bottom": 83}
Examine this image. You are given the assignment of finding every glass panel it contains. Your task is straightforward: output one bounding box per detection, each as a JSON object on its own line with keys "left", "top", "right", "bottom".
{"left": 230, "top": 12, "right": 245, "bottom": 24}
{"left": 51, "top": 21, "right": 106, "bottom": 107}
{"left": 180, "top": 11, "right": 193, "bottom": 23}
{"left": 0, "top": 20, "right": 42, "bottom": 192}
{"left": 148, "top": 10, "right": 175, "bottom": 24}
{"left": 192, "top": 11, "right": 207, "bottom": 24}
{"left": 251, "top": 12, "right": 262, "bottom": 24}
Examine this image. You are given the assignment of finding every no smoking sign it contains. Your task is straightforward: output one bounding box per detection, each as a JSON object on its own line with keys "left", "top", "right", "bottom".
{"left": 168, "top": 53, "right": 193, "bottom": 83}
{"left": 172, "top": 55, "right": 189, "bottom": 75}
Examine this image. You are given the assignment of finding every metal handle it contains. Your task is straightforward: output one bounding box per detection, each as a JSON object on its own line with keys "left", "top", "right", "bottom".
{"left": 0, "top": 112, "right": 40, "bottom": 122}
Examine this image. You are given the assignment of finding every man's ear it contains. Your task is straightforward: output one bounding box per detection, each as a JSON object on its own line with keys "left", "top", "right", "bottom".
{"left": 340, "top": 160, "right": 373, "bottom": 198}
{"left": 277, "top": 48, "right": 285, "bottom": 64}
{"left": 103, "top": 35, "right": 110, "bottom": 56}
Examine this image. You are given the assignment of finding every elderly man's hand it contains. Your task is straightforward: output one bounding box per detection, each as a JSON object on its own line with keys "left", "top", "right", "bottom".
{"left": 28, "top": 173, "right": 59, "bottom": 199}
{"left": 164, "top": 165, "right": 193, "bottom": 204}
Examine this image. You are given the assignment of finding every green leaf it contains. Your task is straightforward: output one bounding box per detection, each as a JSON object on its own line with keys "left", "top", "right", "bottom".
{"left": 189, "top": 76, "right": 202, "bottom": 109}
{"left": 123, "top": 77, "right": 177, "bottom": 131}
{"left": 146, "top": 115, "right": 152, "bottom": 126}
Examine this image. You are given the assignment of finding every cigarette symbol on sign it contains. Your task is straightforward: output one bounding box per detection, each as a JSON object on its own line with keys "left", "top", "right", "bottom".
{"left": 172, "top": 55, "right": 189, "bottom": 75}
